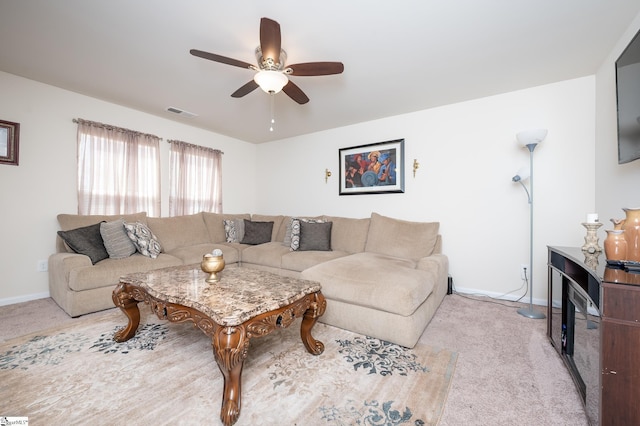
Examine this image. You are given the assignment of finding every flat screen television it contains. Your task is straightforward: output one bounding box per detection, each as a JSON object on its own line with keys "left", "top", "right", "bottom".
{"left": 616, "top": 28, "right": 640, "bottom": 164}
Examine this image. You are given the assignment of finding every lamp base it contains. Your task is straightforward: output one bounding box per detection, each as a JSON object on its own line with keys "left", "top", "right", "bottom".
{"left": 517, "top": 306, "right": 546, "bottom": 319}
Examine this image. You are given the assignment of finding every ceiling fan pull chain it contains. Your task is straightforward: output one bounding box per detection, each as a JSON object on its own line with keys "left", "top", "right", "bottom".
{"left": 269, "top": 93, "right": 275, "bottom": 132}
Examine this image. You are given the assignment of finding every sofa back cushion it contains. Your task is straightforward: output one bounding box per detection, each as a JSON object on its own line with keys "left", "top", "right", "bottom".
{"left": 364, "top": 212, "right": 440, "bottom": 261}
{"left": 146, "top": 213, "right": 209, "bottom": 253}
{"left": 202, "top": 212, "right": 251, "bottom": 243}
{"left": 56, "top": 212, "right": 147, "bottom": 253}
{"left": 323, "top": 216, "right": 370, "bottom": 254}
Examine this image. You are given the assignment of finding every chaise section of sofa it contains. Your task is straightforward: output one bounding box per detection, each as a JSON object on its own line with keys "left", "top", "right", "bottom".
{"left": 301, "top": 213, "right": 447, "bottom": 348}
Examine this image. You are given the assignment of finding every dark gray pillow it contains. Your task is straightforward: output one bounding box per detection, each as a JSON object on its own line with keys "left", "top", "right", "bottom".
{"left": 57, "top": 222, "right": 109, "bottom": 264}
{"left": 240, "top": 220, "right": 274, "bottom": 245}
{"left": 299, "top": 221, "right": 333, "bottom": 251}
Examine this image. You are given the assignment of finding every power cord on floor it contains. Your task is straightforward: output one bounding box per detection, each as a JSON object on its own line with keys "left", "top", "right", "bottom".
{"left": 448, "top": 272, "right": 530, "bottom": 308}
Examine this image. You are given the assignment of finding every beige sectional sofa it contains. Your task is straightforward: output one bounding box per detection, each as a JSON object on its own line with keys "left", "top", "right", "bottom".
{"left": 50, "top": 211, "right": 448, "bottom": 348}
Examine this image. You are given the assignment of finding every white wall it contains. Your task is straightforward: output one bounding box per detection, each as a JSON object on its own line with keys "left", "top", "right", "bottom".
{"left": 256, "top": 77, "right": 596, "bottom": 303}
{"left": 0, "top": 70, "right": 602, "bottom": 307}
{"left": 595, "top": 14, "right": 640, "bottom": 224}
{"left": 0, "top": 71, "right": 257, "bottom": 303}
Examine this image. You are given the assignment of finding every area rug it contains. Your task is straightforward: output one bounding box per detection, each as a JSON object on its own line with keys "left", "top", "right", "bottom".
{"left": 0, "top": 308, "right": 457, "bottom": 425}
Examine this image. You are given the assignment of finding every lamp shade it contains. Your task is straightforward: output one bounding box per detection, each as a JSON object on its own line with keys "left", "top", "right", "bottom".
{"left": 254, "top": 70, "right": 288, "bottom": 94}
{"left": 512, "top": 166, "right": 530, "bottom": 182}
{"left": 516, "top": 129, "right": 548, "bottom": 147}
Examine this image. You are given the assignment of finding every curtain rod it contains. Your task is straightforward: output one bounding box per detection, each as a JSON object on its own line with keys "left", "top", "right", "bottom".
{"left": 167, "top": 139, "right": 224, "bottom": 154}
{"left": 72, "top": 118, "right": 162, "bottom": 140}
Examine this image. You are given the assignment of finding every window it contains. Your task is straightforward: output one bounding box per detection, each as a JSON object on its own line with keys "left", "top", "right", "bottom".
{"left": 169, "top": 140, "right": 222, "bottom": 216}
{"left": 76, "top": 119, "right": 161, "bottom": 216}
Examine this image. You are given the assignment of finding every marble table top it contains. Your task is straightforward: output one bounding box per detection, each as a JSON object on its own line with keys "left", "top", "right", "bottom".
{"left": 119, "top": 264, "right": 322, "bottom": 326}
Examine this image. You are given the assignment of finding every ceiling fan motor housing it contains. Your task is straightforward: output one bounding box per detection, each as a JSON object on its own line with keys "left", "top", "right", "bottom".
{"left": 255, "top": 47, "right": 287, "bottom": 71}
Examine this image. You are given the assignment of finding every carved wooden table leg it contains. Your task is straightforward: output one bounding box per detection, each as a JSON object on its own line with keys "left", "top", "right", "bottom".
{"left": 112, "top": 283, "right": 141, "bottom": 342}
{"left": 212, "top": 326, "right": 249, "bottom": 426}
{"left": 300, "top": 291, "right": 327, "bottom": 355}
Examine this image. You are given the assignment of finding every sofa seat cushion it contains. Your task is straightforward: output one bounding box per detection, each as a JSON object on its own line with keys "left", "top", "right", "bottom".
{"left": 241, "top": 242, "right": 291, "bottom": 268}
{"left": 166, "top": 243, "right": 240, "bottom": 265}
{"left": 301, "top": 252, "right": 436, "bottom": 317}
{"left": 281, "top": 250, "right": 349, "bottom": 272}
{"left": 68, "top": 253, "right": 183, "bottom": 292}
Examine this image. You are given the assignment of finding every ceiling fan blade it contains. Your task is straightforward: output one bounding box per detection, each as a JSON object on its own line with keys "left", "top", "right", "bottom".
{"left": 260, "top": 18, "right": 281, "bottom": 65}
{"left": 231, "top": 80, "right": 260, "bottom": 98}
{"left": 282, "top": 80, "right": 309, "bottom": 104}
{"left": 287, "top": 62, "right": 344, "bottom": 76}
{"left": 190, "top": 49, "right": 255, "bottom": 70}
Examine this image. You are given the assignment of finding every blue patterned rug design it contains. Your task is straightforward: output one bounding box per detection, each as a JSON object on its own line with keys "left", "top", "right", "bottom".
{"left": 336, "top": 336, "right": 429, "bottom": 376}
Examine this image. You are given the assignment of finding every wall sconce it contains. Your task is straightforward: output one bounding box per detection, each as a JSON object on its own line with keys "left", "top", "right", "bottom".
{"left": 413, "top": 159, "right": 420, "bottom": 178}
{"left": 325, "top": 169, "right": 332, "bottom": 183}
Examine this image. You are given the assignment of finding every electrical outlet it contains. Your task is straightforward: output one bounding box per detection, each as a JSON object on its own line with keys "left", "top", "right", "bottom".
{"left": 520, "top": 264, "right": 529, "bottom": 280}
{"left": 37, "top": 259, "right": 48, "bottom": 272}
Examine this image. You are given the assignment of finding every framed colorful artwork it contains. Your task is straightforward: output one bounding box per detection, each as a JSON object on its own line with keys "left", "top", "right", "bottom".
{"left": 338, "top": 138, "right": 404, "bottom": 195}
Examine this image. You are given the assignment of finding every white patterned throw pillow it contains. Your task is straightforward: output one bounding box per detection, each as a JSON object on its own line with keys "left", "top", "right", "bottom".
{"left": 223, "top": 218, "right": 245, "bottom": 243}
{"left": 123, "top": 221, "right": 162, "bottom": 259}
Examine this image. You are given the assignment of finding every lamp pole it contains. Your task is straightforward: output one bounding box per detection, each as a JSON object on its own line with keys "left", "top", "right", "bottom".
{"left": 517, "top": 142, "right": 545, "bottom": 319}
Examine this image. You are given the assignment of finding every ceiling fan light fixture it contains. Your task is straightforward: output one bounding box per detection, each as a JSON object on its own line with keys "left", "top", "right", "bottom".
{"left": 254, "top": 70, "right": 288, "bottom": 94}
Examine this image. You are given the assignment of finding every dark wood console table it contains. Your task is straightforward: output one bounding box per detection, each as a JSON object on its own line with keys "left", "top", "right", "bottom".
{"left": 547, "top": 246, "right": 640, "bottom": 426}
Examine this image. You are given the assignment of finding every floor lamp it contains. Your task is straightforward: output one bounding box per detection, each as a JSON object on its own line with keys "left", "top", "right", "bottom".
{"left": 512, "top": 129, "right": 547, "bottom": 319}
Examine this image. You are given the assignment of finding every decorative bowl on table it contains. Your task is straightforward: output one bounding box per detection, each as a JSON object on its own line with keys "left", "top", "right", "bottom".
{"left": 201, "top": 249, "right": 225, "bottom": 283}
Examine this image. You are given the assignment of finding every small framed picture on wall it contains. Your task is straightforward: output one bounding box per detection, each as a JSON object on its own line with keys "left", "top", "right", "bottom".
{"left": 0, "top": 119, "right": 20, "bottom": 166}
{"left": 338, "top": 138, "right": 404, "bottom": 195}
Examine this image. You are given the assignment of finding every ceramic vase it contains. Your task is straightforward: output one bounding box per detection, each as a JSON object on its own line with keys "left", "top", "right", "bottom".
{"left": 610, "top": 218, "right": 625, "bottom": 230}
{"left": 604, "top": 229, "right": 627, "bottom": 261}
{"left": 622, "top": 207, "right": 640, "bottom": 261}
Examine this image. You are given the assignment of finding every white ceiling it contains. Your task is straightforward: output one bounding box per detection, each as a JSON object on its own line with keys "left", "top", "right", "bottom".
{"left": 1, "top": 1, "right": 639, "bottom": 143}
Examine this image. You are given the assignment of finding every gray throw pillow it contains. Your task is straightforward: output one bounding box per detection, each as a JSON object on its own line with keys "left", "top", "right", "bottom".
{"left": 299, "top": 221, "right": 333, "bottom": 251}
{"left": 290, "top": 218, "right": 326, "bottom": 251}
{"left": 57, "top": 222, "right": 109, "bottom": 264}
{"left": 240, "top": 220, "right": 273, "bottom": 245}
{"left": 100, "top": 219, "right": 137, "bottom": 259}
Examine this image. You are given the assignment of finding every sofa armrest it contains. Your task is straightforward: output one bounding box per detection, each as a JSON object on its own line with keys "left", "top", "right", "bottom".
{"left": 415, "top": 254, "right": 449, "bottom": 281}
{"left": 49, "top": 252, "right": 93, "bottom": 281}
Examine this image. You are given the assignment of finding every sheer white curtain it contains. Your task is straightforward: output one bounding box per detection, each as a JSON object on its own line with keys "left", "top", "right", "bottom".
{"left": 169, "top": 140, "right": 223, "bottom": 216}
{"left": 76, "top": 119, "right": 161, "bottom": 216}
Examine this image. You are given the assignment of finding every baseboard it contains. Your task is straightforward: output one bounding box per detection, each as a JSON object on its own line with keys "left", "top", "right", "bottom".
{"left": 0, "top": 291, "right": 50, "bottom": 307}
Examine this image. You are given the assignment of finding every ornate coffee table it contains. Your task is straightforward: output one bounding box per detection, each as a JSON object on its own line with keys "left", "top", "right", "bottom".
{"left": 111, "top": 265, "right": 326, "bottom": 426}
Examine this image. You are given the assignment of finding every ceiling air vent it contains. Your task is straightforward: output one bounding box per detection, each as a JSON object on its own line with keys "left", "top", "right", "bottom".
{"left": 166, "top": 106, "right": 198, "bottom": 118}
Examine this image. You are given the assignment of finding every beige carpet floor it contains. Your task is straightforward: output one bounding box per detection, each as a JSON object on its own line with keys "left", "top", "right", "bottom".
{"left": 0, "top": 294, "right": 589, "bottom": 425}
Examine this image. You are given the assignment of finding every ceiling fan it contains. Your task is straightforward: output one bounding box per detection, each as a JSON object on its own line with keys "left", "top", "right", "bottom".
{"left": 190, "top": 17, "right": 344, "bottom": 105}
